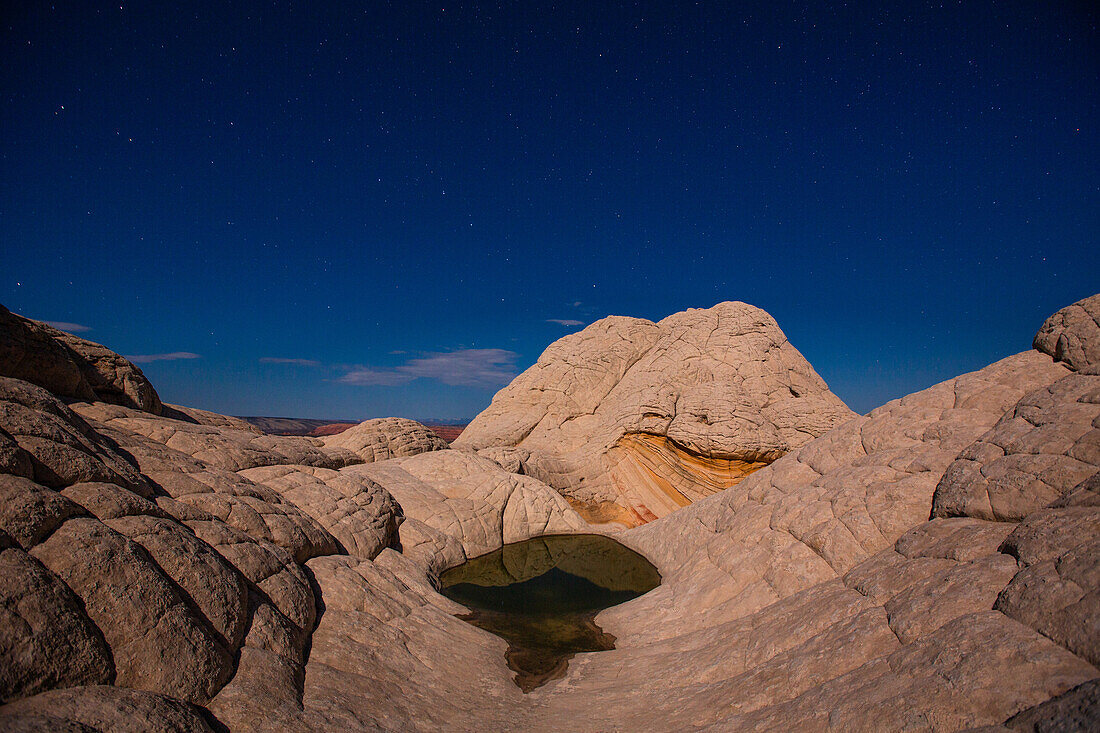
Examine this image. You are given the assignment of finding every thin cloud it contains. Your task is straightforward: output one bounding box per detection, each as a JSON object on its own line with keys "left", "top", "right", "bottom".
{"left": 126, "top": 352, "right": 201, "bottom": 364}
{"left": 547, "top": 318, "right": 584, "bottom": 327}
{"left": 339, "top": 348, "right": 519, "bottom": 388}
{"left": 43, "top": 321, "right": 91, "bottom": 333}
{"left": 338, "top": 369, "right": 414, "bottom": 386}
{"left": 259, "top": 357, "right": 321, "bottom": 367}
{"left": 398, "top": 349, "right": 518, "bottom": 386}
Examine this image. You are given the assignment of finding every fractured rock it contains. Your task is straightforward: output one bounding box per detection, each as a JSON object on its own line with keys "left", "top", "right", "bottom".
{"left": 351, "top": 449, "right": 589, "bottom": 565}
{"left": 1034, "top": 293, "right": 1100, "bottom": 372}
{"left": 239, "top": 464, "right": 402, "bottom": 560}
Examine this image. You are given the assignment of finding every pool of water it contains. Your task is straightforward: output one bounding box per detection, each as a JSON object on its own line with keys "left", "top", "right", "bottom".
{"left": 439, "top": 533, "right": 661, "bottom": 692}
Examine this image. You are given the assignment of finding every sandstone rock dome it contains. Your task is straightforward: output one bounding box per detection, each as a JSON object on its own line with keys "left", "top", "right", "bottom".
{"left": 322, "top": 417, "right": 447, "bottom": 462}
{"left": 0, "top": 296, "right": 1097, "bottom": 731}
{"left": 455, "top": 301, "right": 857, "bottom": 525}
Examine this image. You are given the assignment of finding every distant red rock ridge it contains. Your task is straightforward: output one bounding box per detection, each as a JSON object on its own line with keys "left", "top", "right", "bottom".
{"left": 239, "top": 415, "right": 466, "bottom": 442}
{"left": 424, "top": 424, "right": 466, "bottom": 442}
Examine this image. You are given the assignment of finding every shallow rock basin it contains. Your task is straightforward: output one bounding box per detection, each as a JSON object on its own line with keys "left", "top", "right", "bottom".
{"left": 439, "top": 533, "right": 661, "bottom": 692}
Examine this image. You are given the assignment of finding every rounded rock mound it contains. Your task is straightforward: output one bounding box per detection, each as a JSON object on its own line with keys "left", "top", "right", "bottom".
{"left": 0, "top": 304, "right": 162, "bottom": 414}
{"left": 1033, "top": 293, "right": 1100, "bottom": 373}
{"left": 323, "top": 417, "right": 448, "bottom": 463}
{"left": 454, "top": 301, "right": 856, "bottom": 525}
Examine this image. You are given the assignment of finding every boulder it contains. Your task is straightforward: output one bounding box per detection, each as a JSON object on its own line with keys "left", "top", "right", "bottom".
{"left": 349, "top": 449, "right": 589, "bottom": 565}
{"left": 239, "top": 464, "right": 402, "bottom": 560}
{"left": 0, "top": 378, "right": 152, "bottom": 494}
{"left": 3, "top": 297, "right": 1100, "bottom": 732}
{"left": 0, "top": 536, "right": 114, "bottom": 703}
{"left": 931, "top": 371, "right": 1100, "bottom": 521}
{"left": 607, "top": 349, "right": 1071, "bottom": 642}
{"left": 31, "top": 517, "right": 235, "bottom": 704}
{"left": 1034, "top": 293, "right": 1100, "bottom": 372}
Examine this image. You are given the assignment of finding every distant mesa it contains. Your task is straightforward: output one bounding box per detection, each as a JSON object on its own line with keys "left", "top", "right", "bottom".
{"left": 238, "top": 416, "right": 358, "bottom": 436}
{"left": 240, "top": 416, "right": 466, "bottom": 442}
{"left": 425, "top": 423, "right": 467, "bottom": 442}
{"left": 309, "top": 422, "right": 359, "bottom": 437}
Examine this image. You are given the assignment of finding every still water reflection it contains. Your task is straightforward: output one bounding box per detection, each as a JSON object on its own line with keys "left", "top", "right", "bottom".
{"left": 439, "top": 534, "right": 661, "bottom": 692}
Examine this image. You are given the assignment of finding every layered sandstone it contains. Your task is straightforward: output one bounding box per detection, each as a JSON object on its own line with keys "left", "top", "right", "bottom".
{"left": 455, "top": 301, "right": 856, "bottom": 525}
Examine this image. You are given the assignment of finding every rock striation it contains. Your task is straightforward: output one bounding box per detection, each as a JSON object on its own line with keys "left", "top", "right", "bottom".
{"left": 0, "top": 324, "right": 426, "bottom": 721}
{"left": 455, "top": 301, "right": 857, "bottom": 526}
{"left": 1, "top": 295, "right": 1098, "bottom": 732}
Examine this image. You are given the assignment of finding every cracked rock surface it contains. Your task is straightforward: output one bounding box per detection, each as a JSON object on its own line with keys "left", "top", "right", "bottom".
{"left": 1, "top": 298, "right": 1098, "bottom": 731}
{"left": 322, "top": 417, "right": 447, "bottom": 463}
{"left": 455, "top": 301, "right": 857, "bottom": 525}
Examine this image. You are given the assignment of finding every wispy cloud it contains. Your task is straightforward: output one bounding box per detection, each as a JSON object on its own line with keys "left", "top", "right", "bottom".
{"left": 126, "top": 352, "right": 201, "bottom": 364}
{"left": 339, "top": 348, "right": 519, "bottom": 388}
{"left": 338, "top": 368, "right": 415, "bottom": 386}
{"left": 43, "top": 321, "right": 91, "bottom": 333}
{"left": 547, "top": 318, "right": 584, "bottom": 327}
{"left": 400, "top": 349, "right": 518, "bottom": 386}
{"left": 259, "top": 357, "right": 321, "bottom": 367}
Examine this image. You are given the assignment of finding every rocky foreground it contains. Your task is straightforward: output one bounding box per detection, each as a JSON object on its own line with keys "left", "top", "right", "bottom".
{"left": 0, "top": 297, "right": 1097, "bottom": 731}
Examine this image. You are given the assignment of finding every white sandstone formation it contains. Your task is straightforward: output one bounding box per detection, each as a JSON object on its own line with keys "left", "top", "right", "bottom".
{"left": 455, "top": 301, "right": 856, "bottom": 525}
{"left": 1, "top": 296, "right": 1097, "bottom": 732}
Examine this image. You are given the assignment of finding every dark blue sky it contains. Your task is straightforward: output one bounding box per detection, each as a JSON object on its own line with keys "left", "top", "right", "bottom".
{"left": 2, "top": 1, "right": 1097, "bottom": 420}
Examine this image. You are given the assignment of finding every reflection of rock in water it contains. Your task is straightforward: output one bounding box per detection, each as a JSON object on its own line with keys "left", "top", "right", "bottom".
{"left": 440, "top": 534, "right": 660, "bottom": 692}
{"left": 442, "top": 533, "right": 661, "bottom": 593}
{"left": 460, "top": 607, "right": 617, "bottom": 693}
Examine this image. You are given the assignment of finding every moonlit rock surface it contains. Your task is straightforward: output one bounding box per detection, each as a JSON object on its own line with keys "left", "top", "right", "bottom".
{"left": 1, "top": 298, "right": 1099, "bottom": 731}
{"left": 1033, "top": 293, "right": 1100, "bottom": 373}
{"left": 351, "top": 448, "right": 590, "bottom": 564}
{"left": 322, "top": 416, "right": 448, "bottom": 462}
{"left": 0, "top": 304, "right": 163, "bottom": 414}
{"left": 455, "top": 301, "right": 856, "bottom": 525}
{"left": 239, "top": 464, "right": 402, "bottom": 560}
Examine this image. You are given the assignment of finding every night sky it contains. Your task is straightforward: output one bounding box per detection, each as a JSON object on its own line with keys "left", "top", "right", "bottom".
{"left": 2, "top": 2, "right": 1097, "bottom": 421}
